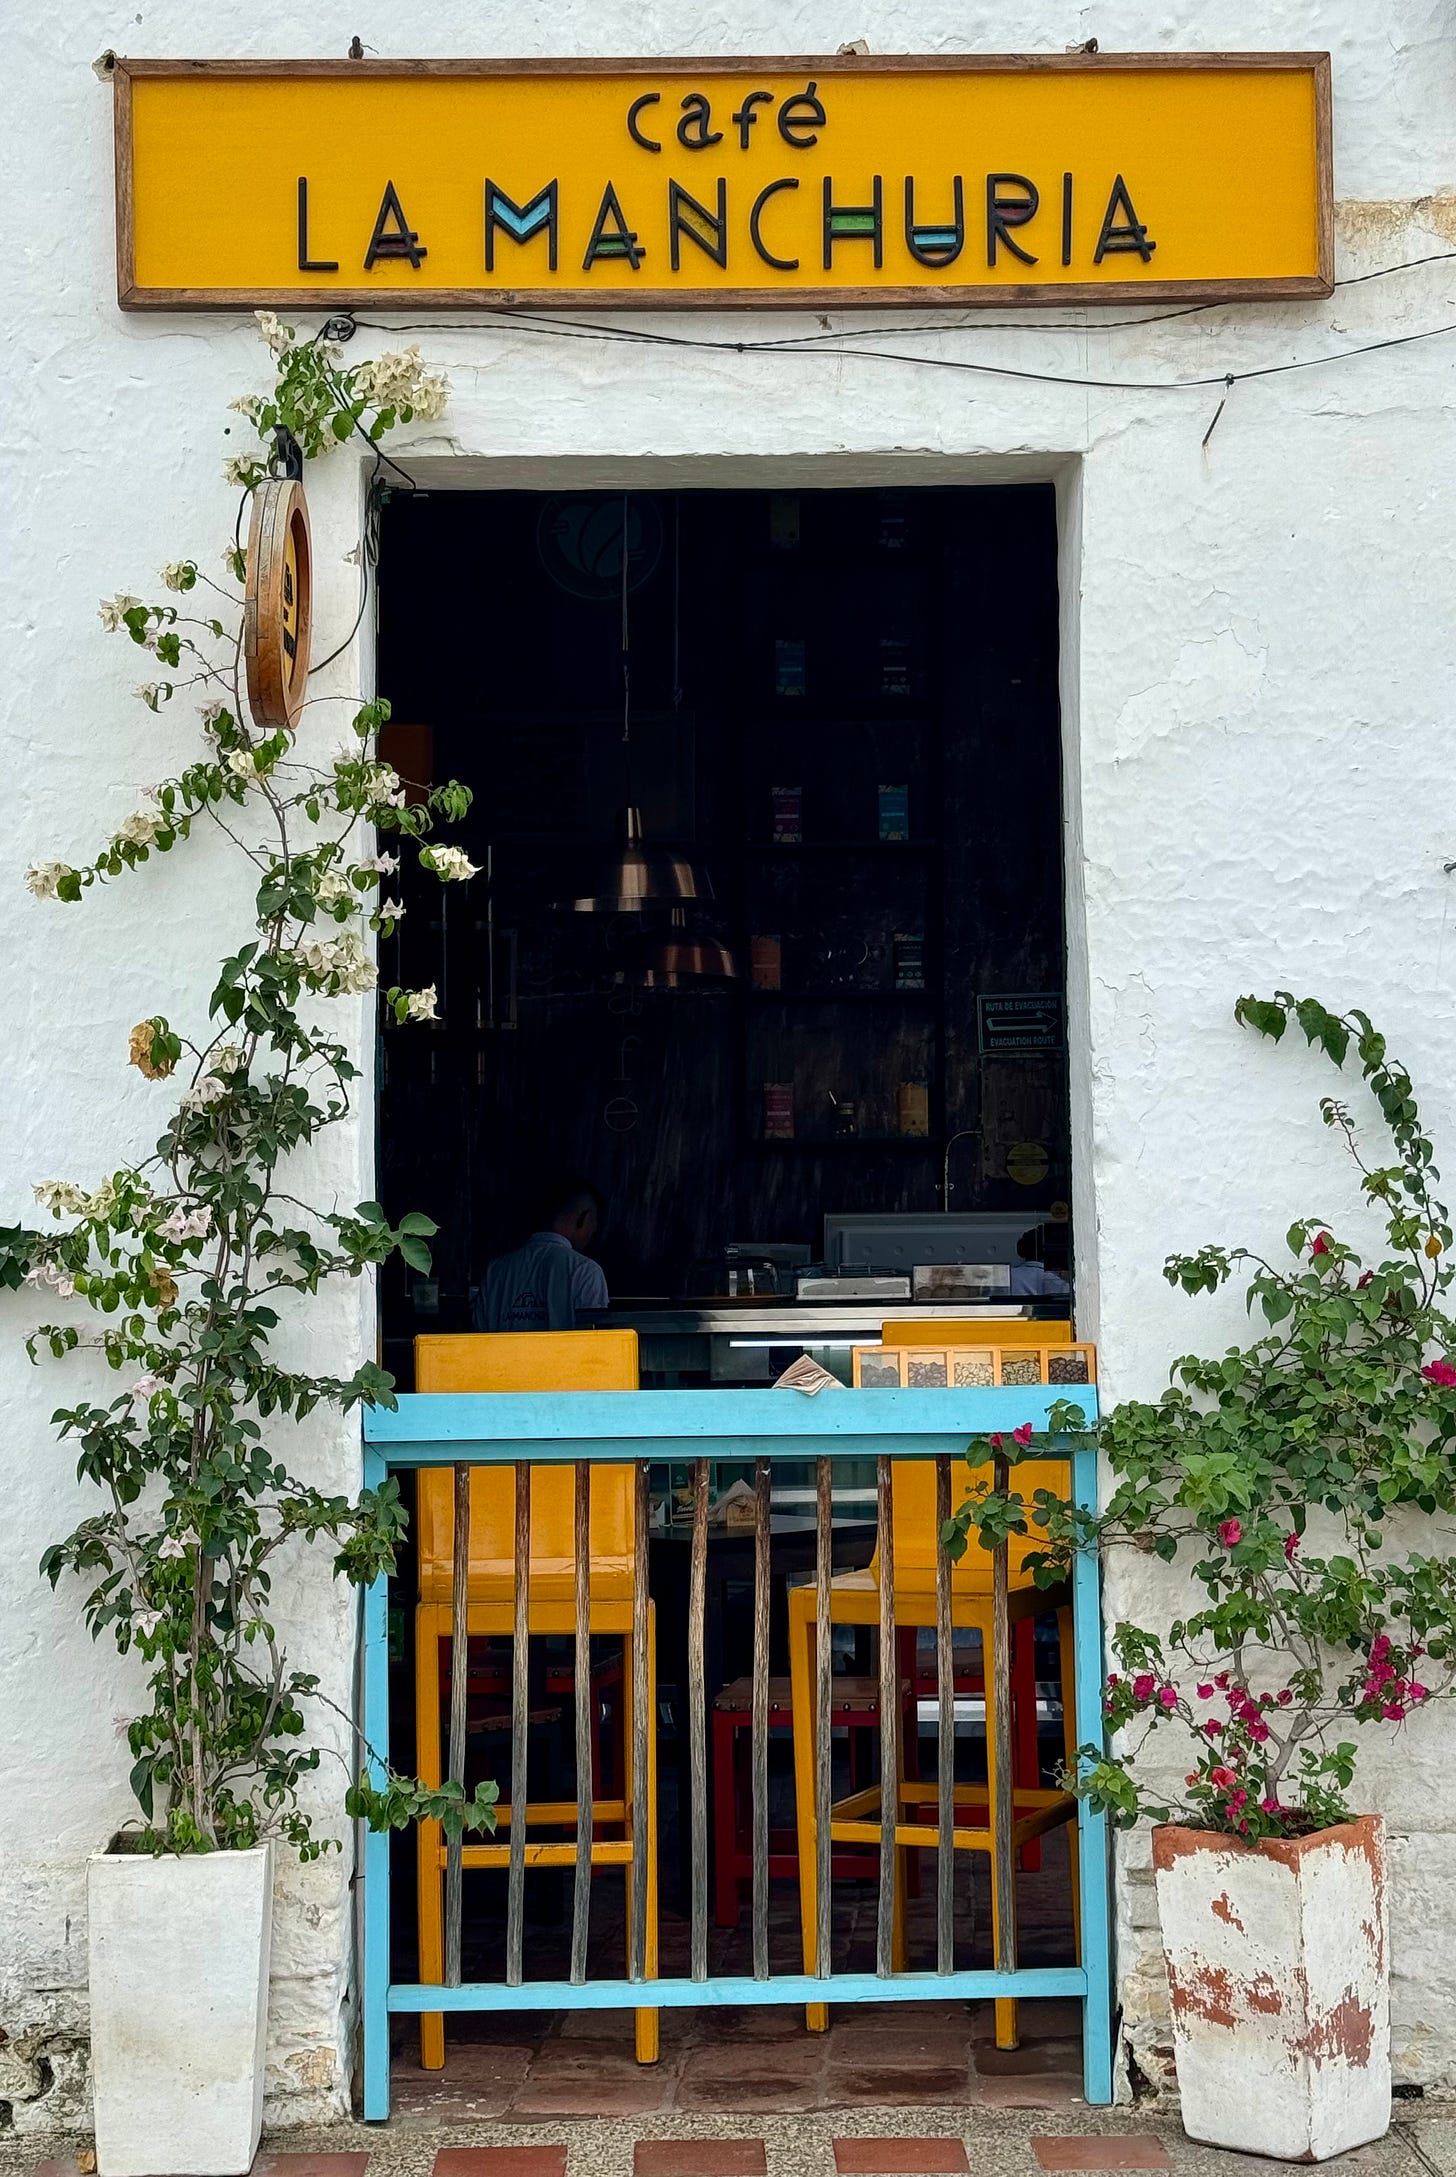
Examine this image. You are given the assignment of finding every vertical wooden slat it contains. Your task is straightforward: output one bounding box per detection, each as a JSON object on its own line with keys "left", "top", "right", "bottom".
{"left": 814, "top": 1454, "right": 833, "bottom": 1984}
{"left": 570, "top": 1459, "right": 592, "bottom": 1984}
{"left": 689, "top": 1458, "right": 710, "bottom": 1982}
{"left": 991, "top": 1448, "right": 1018, "bottom": 1978}
{"left": 629, "top": 1458, "right": 650, "bottom": 1983}
{"left": 751, "top": 1456, "right": 772, "bottom": 1980}
{"left": 935, "top": 1455, "right": 955, "bottom": 1975}
{"left": 876, "top": 1452, "right": 898, "bottom": 1979}
{"left": 505, "top": 1461, "right": 531, "bottom": 1988}
{"left": 443, "top": 1462, "right": 470, "bottom": 1987}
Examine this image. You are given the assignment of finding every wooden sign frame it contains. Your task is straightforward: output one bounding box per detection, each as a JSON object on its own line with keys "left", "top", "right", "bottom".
{"left": 111, "top": 53, "right": 1334, "bottom": 312}
{"left": 243, "top": 478, "right": 312, "bottom": 732}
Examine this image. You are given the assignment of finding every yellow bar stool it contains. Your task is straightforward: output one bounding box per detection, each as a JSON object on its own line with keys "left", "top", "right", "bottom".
{"left": 788, "top": 1452, "right": 1079, "bottom": 2048}
{"left": 413, "top": 1331, "right": 658, "bottom": 2067}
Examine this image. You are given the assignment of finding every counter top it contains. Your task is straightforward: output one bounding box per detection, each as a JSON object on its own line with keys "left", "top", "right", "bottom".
{"left": 588, "top": 1304, "right": 1035, "bottom": 1338}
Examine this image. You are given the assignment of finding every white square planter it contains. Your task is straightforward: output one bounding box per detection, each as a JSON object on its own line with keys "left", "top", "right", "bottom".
{"left": 88, "top": 1841, "right": 273, "bottom": 2177}
{"left": 1152, "top": 1815, "right": 1389, "bottom": 2163}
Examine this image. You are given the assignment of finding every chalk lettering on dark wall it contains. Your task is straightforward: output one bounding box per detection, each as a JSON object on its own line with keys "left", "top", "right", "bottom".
{"left": 749, "top": 177, "right": 800, "bottom": 269}
{"left": 669, "top": 178, "right": 729, "bottom": 270}
{"left": 904, "top": 176, "right": 965, "bottom": 267}
{"left": 582, "top": 181, "right": 645, "bottom": 269}
{"left": 296, "top": 177, "right": 339, "bottom": 272}
{"left": 986, "top": 173, "right": 1039, "bottom": 266}
{"left": 1094, "top": 174, "right": 1156, "bottom": 262}
{"left": 484, "top": 179, "right": 560, "bottom": 271}
{"left": 364, "top": 180, "right": 427, "bottom": 270}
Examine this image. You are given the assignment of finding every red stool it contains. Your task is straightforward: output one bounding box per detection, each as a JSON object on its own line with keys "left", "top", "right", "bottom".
{"left": 712, "top": 1674, "right": 909, "bottom": 1928}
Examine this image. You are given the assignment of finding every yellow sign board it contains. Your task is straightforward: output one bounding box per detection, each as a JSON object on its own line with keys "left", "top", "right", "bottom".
{"left": 114, "top": 55, "right": 1332, "bottom": 311}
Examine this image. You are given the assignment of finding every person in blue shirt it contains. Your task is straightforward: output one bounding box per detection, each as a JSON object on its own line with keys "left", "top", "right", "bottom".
{"left": 474, "top": 1180, "right": 610, "bottom": 1333}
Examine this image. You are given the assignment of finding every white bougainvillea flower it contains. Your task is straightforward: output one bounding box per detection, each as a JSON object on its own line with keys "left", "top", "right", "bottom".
{"left": 255, "top": 310, "right": 295, "bottom": 354}
{"left": 134, "top": 684, "right": 169, "bottom": 712}
{"left": 316, "top": 868, "right": 352, "bottom": 903}
{"left": 159, "top": 561, "right": 195, "bottom": 592}
{"left": 377, "top": 899, "right": 405, "bottom": 922}
{"left": 98, "top": 593, "right": 142, "bottom": 632}
{"left": 116, "top": 808, "right": 162, "bottom": 847}
{"left": 351, "top": 346, "right": 449, "bottom": 420}
{"left": 156, "top": 1534, "right": 188, "bottom": 1560}
{"left": 404, "top": 985, "right": 439, "bottom": 1023}
{"left": 356, "top": 850, "right": 399, "bottom": 877}
{"left": 180, "top": 1074, "right": 227, "bottom": 1111}
{"left": 34, "top": 1180, "right": 89, "bottom": 1215}
{"left": 25, "top": 861, "right": 76, "bottom": 900}
{"left": 225, "top": 748, "right": 259, "bottom": 779}
{"left": 228, "top": 392, "right": 263, "bottom": 419}
{"left": 422, "top": 845, "right": 480, "bottom": 882}
{"left": 210, "top": 1044, "right": 246, "bottom": 1075}
{"left": 133, "top": 1609, "right": 162, "bottom": 1639}
{"left": 159, "top": 1206, "right": 212, "bottom": 1243}
{"left": 130, "top": 1373, "right": 167, "bottom": 1403}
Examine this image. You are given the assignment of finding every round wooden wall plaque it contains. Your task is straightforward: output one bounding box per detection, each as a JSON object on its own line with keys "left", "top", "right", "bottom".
{"left": 243, "top": 478, "right": 312, "bottom": 732}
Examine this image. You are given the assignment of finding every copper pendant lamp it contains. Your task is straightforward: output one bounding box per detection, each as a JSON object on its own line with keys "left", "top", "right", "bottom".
{"left": 559, "top": 497, "right": 734, "bottom": 979}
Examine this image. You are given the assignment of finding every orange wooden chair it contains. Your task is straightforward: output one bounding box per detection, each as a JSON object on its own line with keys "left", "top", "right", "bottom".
{"left": 413, "top": 1331, "right": 658, "bottom": 2066}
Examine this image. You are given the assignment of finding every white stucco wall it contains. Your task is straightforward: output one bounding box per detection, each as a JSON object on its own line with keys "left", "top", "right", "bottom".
{"left": 3, "top": 0, "right": 1456, "bottom": 2134}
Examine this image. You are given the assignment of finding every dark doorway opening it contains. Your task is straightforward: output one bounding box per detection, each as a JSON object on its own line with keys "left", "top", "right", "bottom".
{"left": 372, "top": 481, "right": 1076, "bottom": 2091}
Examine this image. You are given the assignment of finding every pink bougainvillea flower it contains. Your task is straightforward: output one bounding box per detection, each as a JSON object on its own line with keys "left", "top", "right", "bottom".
{"left": 1370, "top": 1634, "right": 1391, "bottom": 1664}
{"left": 1158, "top": 1685, "right": 1178, "bottom": 1709}
{"left": 1410, "top": 1683, "right": 1429, "bottom": 1702}
{"left": 1248, "top": 1721, "right": 1271, "bottom": 1742}
{"left": 1209, "top": 1765, "right": 1237, "bottom": 1789}
{"left": 1131, "top": 1673, "right": 1155, "bottom": 1701}
{"left": 987, "top": 1432, "right": 1004, "bottom": 1451}
{"left": 1196, "top": 1682, "right": 1214, "bottom": 1700}
{"left": 1214, "top": 1671, "right": 1230, "bottom": 1690}
{"left": 1358, "top": 1270, "right": 1375, "bottom": 1289}
{"left": 1218, "top": 1518, "right": 1242, "bottom": 1548}
{"left": 1382, "top": 1701, "right": 1407, "bottom": 1720}
{"left": 1423, "top": 1359, "right": 1456, "bottom": 1388}
{"left": 1012, "top": 1421, "right": 1034, "bottom": 1448}
{"left": 1276, "top": 1688, "right": 1293, "bottom": 1706}
{"left": 1284, "top": 1531, "right": 1301, "bottom": 1561}
{"left": 1311, "top": 1231, "right": 1331, "bottom": 1256}
{"left": 1260, "top": 1796, "right": 1282, "bottom": 1814}
{"left": 1204, "top": 1720, "right": 1222, "bottom": 1736}
{"left": 1229, "top": 1788, "right": 1249, "bottom": 1810}
{"left": 1106, "top": 1673, "right": 1119, "bottom": 1687}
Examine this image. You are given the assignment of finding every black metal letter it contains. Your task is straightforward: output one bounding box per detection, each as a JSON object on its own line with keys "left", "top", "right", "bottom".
{"left": 822, "top": 176, "right": 883, "bottom": 269}
{"left": 627, "top": 92, "right": 663, "bottom": 152}
{"left": 1061, "top": 172, "right": 1073, "bottom": 266}
{"left": 732, "top": 89, "right": 774, "bottom": 149}
{"left": 904, "top": 176, "right": 964, "bottom": 268}
{"left": 297, "top": 177, "right": 339, "bottom": 272}
{"left": 1093, "top": 174, "right": 1156, "bottom": 263}
{"left": 582, "top": 181, "right": 645, "bottom": 271}
{"left": 484, "top": 179, "right": 560, "bottom": 273}
{"left": 669, "top": 178, "right": 728, "bottom": 271}
{"left": 779, "top": 81, "right": 826, "bottom": 147}
{"left": 677, "top": 93, "right": 723, "bottom": 150}
{"left": 749, "top": 177, "right": 800, "bottom": 270}
{"left": 363, "top": 180, "right": 427, "bottom": 270}
{"left": 985, "top": 172, "right": 1039, "bottom": 267}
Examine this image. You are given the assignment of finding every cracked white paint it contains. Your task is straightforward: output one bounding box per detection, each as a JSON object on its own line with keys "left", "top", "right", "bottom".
{"left": 4, "top": 0, "right": 1456, "bottom": 2135}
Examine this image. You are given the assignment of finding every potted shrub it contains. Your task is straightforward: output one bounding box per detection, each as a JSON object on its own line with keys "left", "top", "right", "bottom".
{"left": 949, "top": 992, "right": 1456, "bottom": 2162}
{"left": 9, "top": 318, "right": 495, "bottom": 2177}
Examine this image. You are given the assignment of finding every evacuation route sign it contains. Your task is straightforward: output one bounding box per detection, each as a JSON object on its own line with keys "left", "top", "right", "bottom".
{"left": 977, "top": 993, "right": 1065, "bottom": 1053}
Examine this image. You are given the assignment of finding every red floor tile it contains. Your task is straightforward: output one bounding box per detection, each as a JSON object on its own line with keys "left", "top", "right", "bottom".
{"left": 434, "top": 2149, "right": 569, "bottom": 2177}
{"left": 251, "top": 2156, "right": 371, "bottom": 2177}
{"left": 635, "top": 2143, "right": 769, "bottom": 2177}
{"left": 833, "top": 2142, "right": 971, "bottom": 2175}
{"left": 1031, "top": 2140, "right": 1171, "bottom": 2171}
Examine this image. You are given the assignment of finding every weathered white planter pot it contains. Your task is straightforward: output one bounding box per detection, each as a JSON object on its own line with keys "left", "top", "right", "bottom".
{"left": 88, "top": 1841, "right": 273, "bottom": 2177}
{"left": 1152, "top": 1815, "right": 1389, "bottom": 2162}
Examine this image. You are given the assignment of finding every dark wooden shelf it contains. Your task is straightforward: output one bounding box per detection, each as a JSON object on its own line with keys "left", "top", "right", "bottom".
{"left": 747, "top": 988, "right": 932, "bottom": 1003}
{"left": 748, "top": 1135, "right": 941, "bottom": 1151}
